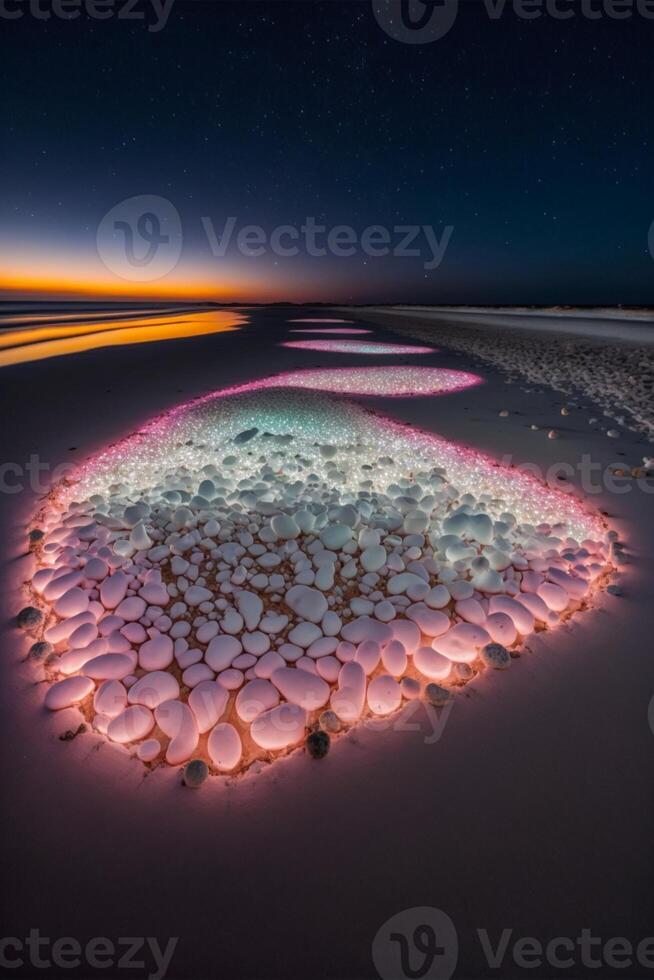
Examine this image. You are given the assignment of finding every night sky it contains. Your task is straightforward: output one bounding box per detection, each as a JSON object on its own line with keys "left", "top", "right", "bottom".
{"left": 1, "top": 0, "right": 653, "bottom": 304}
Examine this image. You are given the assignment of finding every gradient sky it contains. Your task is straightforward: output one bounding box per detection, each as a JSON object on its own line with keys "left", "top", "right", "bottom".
{"left": 1, "top": 0, "right": 653, "bottom": 304}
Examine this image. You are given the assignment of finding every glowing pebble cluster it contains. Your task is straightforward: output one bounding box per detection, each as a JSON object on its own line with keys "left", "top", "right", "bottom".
{"left": 25, "top": 367, "right": 612, "bottom": 777}
{"left": 281, "top": 340, "right": 436, "bottom": 355}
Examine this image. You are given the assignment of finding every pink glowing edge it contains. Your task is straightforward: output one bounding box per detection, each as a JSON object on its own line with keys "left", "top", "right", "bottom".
{"left": 281, "top": 340, "right": 437, "bottom": 354}
{"left": 51, "top": 366, "right": 606, "bottom": 540}
{"left": 290, "top": 328, "right": 372, "bottom": 334}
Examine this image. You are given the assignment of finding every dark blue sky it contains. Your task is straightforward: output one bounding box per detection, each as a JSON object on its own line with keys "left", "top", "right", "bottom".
{"left": 1, "top": 0, "right": 653, "bottom": 303}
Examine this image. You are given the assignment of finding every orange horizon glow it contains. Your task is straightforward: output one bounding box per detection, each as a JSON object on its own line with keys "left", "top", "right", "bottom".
{"left": 0, "top": 246, "right": 309, "bottom": 304}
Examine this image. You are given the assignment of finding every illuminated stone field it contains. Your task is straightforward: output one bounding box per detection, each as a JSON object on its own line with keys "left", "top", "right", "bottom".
{"left": 282, "top": 340, "right": 436, "bottom": 355}
{"left": 24, "top": 366, "right": 612, "bottom": 777}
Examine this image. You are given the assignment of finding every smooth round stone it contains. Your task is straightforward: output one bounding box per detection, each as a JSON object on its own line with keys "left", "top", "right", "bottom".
{"left": 68, "top": 622, "right": 98, "bottom": 649}
{"left": 115, "top": 596, "right": 146, "bottom": 622}
{"left": 93, "top": 679, "right": 127, "bottom": 718}
{"left": 406, "top": 604, "right": 450, "bottom": 637}
{"left": 154, "top": 700, "right": 199, "bottom": 765}
{"left": 236, "top": 678, "right": 280, "bottom": 723}
{"left": 386, "top": 572, "right": 426, "bottom": 595}
{"left": 105, "top": 631, "right": 133, "bottom": 654}
{"left": 205, "top": 635, "right": 242, "bottom": 671}
{"left": 44, "top": 675, "right": 94, "bottom": 711}
{"left": 250, "top": 703, "right": 308, "bottom": 751}
{"left": 278, "top": 643, "right": 304, "bottom": 663}
{"left": 455, "top": 598, "right": 487, "bottom": 626}
{"left": 254, "top": 651, "right": 285, "bottom": 679}
{"left": 489, "top": 596, "right": 535, "bottom": 634}
{"left": 270, "top": 667, "right": 330, "bottom": 710}
{"left": 285, "top": 585, "right": 328, "bottom": 624}
{"left": 236, "top": 591, "right": 264, "bottom": 631}
{"left": 485, "top": 612, "right": 517, "bottom": 646}
{"left": 271, "top": 514, "right": 300, "bottom": 539}
{"left": 196, "top": 621, "right": 220, "bottom": 644}
{"left": 425, "top": 683, "right": 452, "bottom": 706}
{"left": 28, "top": 640, "right": 53, "bottom": 661}
{"left": 17, "top": 606, "right": 43, "bottom": 630}
{"left": 424, "top": 585, "right": 451, "bottom": 609}
{"left": 139, "top": 635, "right": 174, "bottom": 671}
{"left": 45, "top": 610, "right": 95, "bottom": 645}
{"left": 217, "top": 668, "right": 244, "bottom": 690}
{"left": 306, "top": 730, "right": 330, "bottom": 759}
{"left": 185, "top": 586, "right": 214, "bottom": 606}
{"left": 401, "top": 676, "right": 421, "bottom": 700}
{"left": 100, "top": 572, "right": 129, "bottom": 609}
{"left": 182, "top": 662, "right": 215, "bottom": 688}
{"left": 188, "top": 680, "right": 229, "bottom": 733}
{"left": 516, "top": 592, "right": 550, "bottom": 623}
{"left": 341, "top": 616, "right": 392, "bottom": 645}
{"left": 335, "top": 641, "right": 356, "bottom": 663}
{"left": 232, "top": 653, "right": 257, "bottom": 670}
{"left": 355, "top": 640, "right": 381, "bottom": 675}
{"left": 54, "top": 587, "right": 89, "bottom": 618}
{"left": 316, "top": 655, "right": 341, "bottom": 683}
{"left": 361, "top": 545, "right": 387, "bottom": 572}
{"left": 84, "top": 557, "right": 108, "bottom": 581}
{"left": 83, "top": 652, "right": 135, "bottom": 680}
{"left": 321, "top": 611, "right": 342, "bottom": 636}
{"left": 387, "top": 619, "right": 421, "bottom": 655}
{"left": 242, "top": 631, "right": 270, "bottom": 656}
{"left": 320, "top": 523, "right": 351, "bottom": 550}
{"left": 288, "top": 622, "right": 322, "bottom": 648}
{"left": 449, "top": 580, "right": 474, "bottom": 601}
{"left": 330, "top": 661, "right": 366, "bottom": 722}
{"left": 208, "top": 723, "right": 242, "bottom": 771}
{"left": 472, "top": 569, "right": 504, "bottom": 594}
{"left": 121, "top": 622, "right": 147, "bottom": 644}
{"left": 319, "top": 709, "right": 342, "bottom": 733}
{"left": 367, "top": 674, "right": 402, "bottom": 716}
{"left": 414, "top": 646, "right": 453, "bottom": 680}
{"left": 480, "top": 642, "right": 512, "bottom": 670}
{"left": 139, "top": 583, "right": 170, "bottom": 606}
{"left": 137, "top": 738, "right": 161, "bottom": 762}
{"left": 306, "top": 636, "right": 338, "bottom": 659}
{"left": 537, "top": 582, "right": 569, "bottom": 613}
{"left": 432, "top": 623, "right": 491, "bottom": 663}
{"left": 296, "top": 656, "right": 318, "bottom": 674}
{"left": 374, "top": 600, "right": 396, "bottom": 623}
{"left": 381, "top": 639, "right": 407, "bottom": 676}
{"left": 183, "top": 759, "right": 209, "bottom": 788}
{"left": 107, "top": 704, "right": 155, "bottom": 743}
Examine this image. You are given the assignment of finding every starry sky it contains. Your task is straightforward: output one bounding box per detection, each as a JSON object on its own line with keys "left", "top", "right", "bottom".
{"left": 1, "top": 0, "right": 653, "bottom": 305}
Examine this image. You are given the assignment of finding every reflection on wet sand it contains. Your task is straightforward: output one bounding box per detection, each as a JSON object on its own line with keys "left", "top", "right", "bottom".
{"left": 0, "top": 309, "right": 245, "bottom": 367}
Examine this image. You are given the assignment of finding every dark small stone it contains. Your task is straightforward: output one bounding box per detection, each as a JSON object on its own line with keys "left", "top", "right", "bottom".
{"left": 17, "top": 606, "right": 43, "bottom": 630}
{"left": 59, "top": 723, "right": 86, "bottom": 742}
{"left": 306, "top": 730, "right": 330, "bottom": 760}
{"left": 29, "top": 529, "right": 45, "bottom": 544}
{"left": 183, "top": 759, "right": 209, "bottom": 788}
{"left": 28, "top": 641, "right": 53, "bottom": 661}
